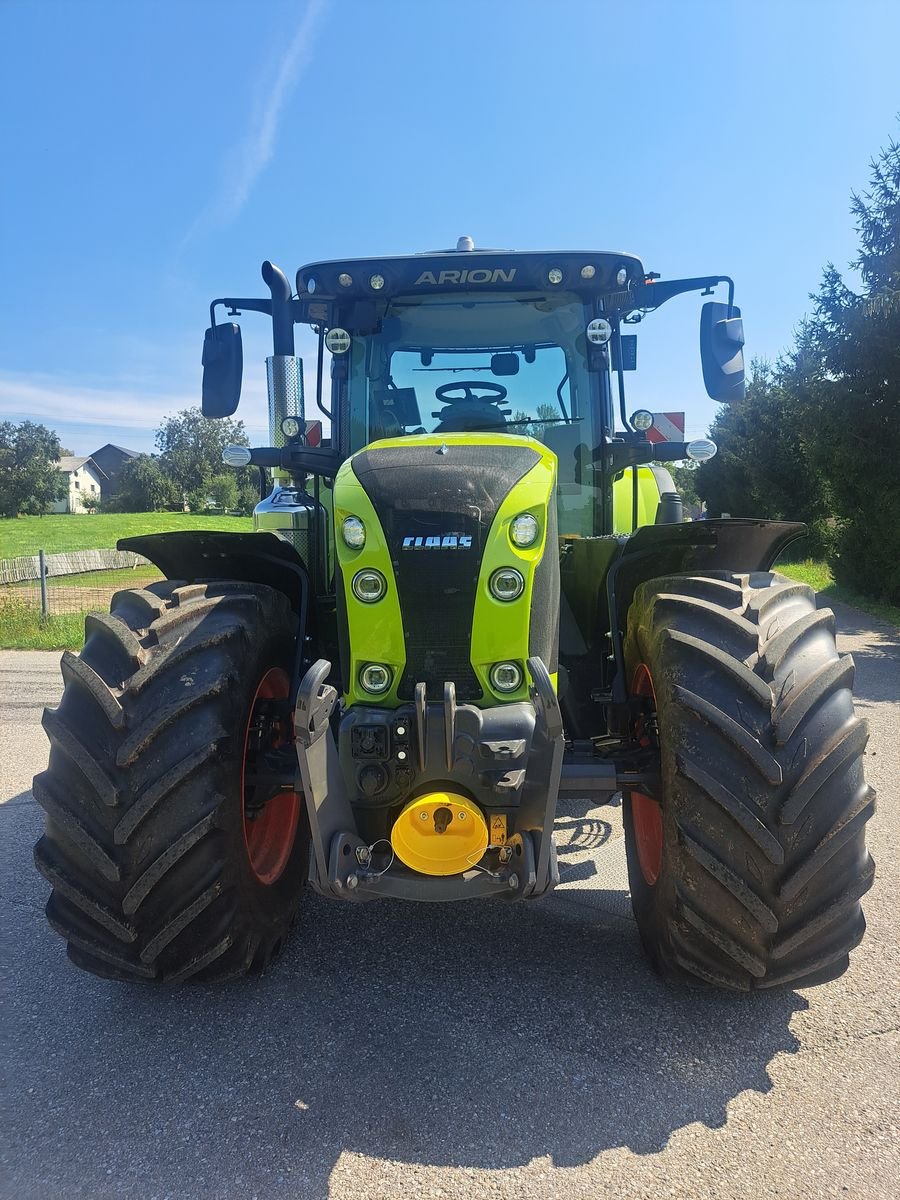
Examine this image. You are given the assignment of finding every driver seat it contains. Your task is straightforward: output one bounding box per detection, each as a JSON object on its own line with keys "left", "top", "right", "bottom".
{"left": 433, "top": 400, "right": 510, "bottom": 434}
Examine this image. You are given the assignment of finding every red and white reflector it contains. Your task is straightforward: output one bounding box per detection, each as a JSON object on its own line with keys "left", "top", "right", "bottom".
{"left": 646, "top": 412, "right": 685, "bottom": 444}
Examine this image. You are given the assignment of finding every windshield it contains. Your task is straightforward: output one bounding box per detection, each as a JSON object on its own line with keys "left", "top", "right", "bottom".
{"left": 344, "top": 290, "right": 599, "bottom": 534}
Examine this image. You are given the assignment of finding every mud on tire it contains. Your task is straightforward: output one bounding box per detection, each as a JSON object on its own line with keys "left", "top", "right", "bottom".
{"left": 33, "top": 581, "right": 309, "bottom": 983}
{"left": 622, "top": 571, "right": 875, "bottom": 990}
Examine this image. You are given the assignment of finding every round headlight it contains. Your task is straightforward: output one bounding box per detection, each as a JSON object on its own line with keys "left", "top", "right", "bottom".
{"left": 616, "top": 266, "right": 628, "bottom": 286}
{"left": 325, "top": 327, "right": 351, "bottom": 354}
{"left": 280, "top": 416, "right": 302, "bottom": 439}
{"left": 548, "top": 267, "right": 563, "bottom": 285}
{"left": 338, "top": 272, "right": 353, "bottom": 288}
{"left": 586, "top": 318, "right": 612, "bottom": 345}
{"left": 687, "top": 438, "right": 718, "bottom": 462}
{"left": 352, "top": 569, "right": 386, "bottom": 603}
{"left": 360, "top": 663, "right": 392, "bottom": 694}
{"left": 490, "top": 662, "right": 523, "bottom": 693}
{"left": 342, "top": 516, "right": 366, "bottom": 548}
{"left": 489, "top": 568, "right": 525, "bottom": 602}
{"left": 631, "top": 409, "right": 654, "bottom": 432}
{"left": 510, "top": 513, "right": 539, "bottom": 548}
{"left": 369, "top": 273, "right": 385, "bottom": 291}
{"left": 580, "top": 264, "right": 596, "bottom": 280}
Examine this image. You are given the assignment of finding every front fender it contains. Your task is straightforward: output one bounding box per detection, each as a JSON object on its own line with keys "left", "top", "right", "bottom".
{"left": 118, "top": 530, "right": 309, "bottom": 613}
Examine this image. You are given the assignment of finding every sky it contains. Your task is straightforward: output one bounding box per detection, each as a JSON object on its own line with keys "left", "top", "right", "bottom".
{"left": 1, "top": 0, "right": 898, "bottom": 455}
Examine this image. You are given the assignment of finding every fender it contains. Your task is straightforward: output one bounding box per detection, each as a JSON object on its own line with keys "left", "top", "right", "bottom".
{"left": 118, "top": 530, "right": 309, "bottom": 614}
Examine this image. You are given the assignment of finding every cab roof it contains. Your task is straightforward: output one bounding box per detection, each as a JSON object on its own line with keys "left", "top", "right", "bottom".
{"left": 296, "top": 247, "right": 646, "bottom": 303}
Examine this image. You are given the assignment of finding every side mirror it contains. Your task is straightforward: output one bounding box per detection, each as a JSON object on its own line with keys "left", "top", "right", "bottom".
{"left": 700, "top": 302, "right": 745, "bottom": 402}
{"left": 202, "top": 323, "right": 243, "bottom": 417}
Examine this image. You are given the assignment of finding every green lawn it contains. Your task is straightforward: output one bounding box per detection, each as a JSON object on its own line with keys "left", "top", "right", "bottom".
{"left": 0, "top": 598, "right": 86, "bottom": 650}
{"left": 0, "top": 512, "right": 252, "bottom": 560}
{"left": 776, "top": 557, "right": 900, "bottom": 627}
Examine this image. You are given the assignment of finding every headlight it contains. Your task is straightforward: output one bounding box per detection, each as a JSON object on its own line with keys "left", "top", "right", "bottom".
{"left": 360, "top": 663, "right": 392, "bottom": 694}
{"left": 490, "top": 662, "right": 523, "bottom": 693}
{"left": 510, "top": 513, "right": 539, "bottom": 548}
{"left": 342, "top": 516, "right": 366, "bottom": 548}
{"left": 280, "top": 416, "right": 302, "bottom": 440}
{"left": 352, "top": 569, "right": 387, "bottom": 603}
{"left": 489, "top": 568, "right": 525, "bottom": 601}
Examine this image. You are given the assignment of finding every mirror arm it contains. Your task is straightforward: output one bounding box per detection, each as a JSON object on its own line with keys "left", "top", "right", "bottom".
{"left": 634, "top": 275, "right": 734, "bottom": 311}
{"left": 209, "top": 297, "right": 273, "bottom": 327}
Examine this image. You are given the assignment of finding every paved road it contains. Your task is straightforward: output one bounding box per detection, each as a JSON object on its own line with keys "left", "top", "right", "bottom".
{"left": 2, "top": 603, "right": 898, "bottom": 1200}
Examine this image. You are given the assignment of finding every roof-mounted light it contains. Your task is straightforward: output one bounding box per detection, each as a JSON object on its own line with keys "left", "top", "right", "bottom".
{"left": 325, "top": 328, "right": 351, "bottom": 354}
{"left": 616, "top": 267, "right": 628, "bottom": 287}
{"left": 369, "top": 274, "right": 385, "bottom": 291}
{"left": 338, "top": 272, "right": 353, "bottom": 288}
{"left": 547, "top": 267, "right": 563, "bottom": 285}
{"left": 580, "top": 264, "right": 596, "bottom": 280}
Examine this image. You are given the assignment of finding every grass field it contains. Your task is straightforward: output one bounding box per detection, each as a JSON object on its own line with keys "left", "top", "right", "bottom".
{"left": 0, "top": 512, "right": 252, "bottom": 559}
{"left": 776, "top": 557, "right": 900, "bottom": 627}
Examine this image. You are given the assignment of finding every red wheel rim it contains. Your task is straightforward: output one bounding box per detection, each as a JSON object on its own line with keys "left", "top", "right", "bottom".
{"left": 631, "top": 663, "right": 663, "bottom": 887}
{"left": 242, "top": 667, "right": 301, "bottom": 885}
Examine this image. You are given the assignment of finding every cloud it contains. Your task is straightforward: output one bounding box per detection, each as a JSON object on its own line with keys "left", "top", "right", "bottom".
{"left": 181, "top": 0, "right": 328, "bottom": 246}
{"left": 0, "top": 370, "right": 268, "bottom": 435}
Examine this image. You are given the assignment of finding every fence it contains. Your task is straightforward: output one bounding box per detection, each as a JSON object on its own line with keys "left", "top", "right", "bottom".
{"left": 0, "top": 548, "right": 162, "bottom": 617}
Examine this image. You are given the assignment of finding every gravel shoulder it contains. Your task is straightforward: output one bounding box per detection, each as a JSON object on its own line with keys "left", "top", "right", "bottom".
{"left": 2, "top": 602, "right": 898, "bottom": 1200}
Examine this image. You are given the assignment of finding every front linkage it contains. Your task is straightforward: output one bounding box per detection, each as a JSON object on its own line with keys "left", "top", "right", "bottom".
{"left": 293, "top": 656, "right": 565, "bottom": 901}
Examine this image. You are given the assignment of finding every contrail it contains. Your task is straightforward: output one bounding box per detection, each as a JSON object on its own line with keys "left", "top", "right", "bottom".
{"left": 181, "top": 0, "right": 328, "bottom": 246}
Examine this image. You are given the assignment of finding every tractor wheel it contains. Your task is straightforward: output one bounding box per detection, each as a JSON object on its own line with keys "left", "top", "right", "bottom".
{"left": 33, "top": 581, "right": 309, "bottom": 983}
{"left": 622, "top": 571, "right": 875, "bottom": 990}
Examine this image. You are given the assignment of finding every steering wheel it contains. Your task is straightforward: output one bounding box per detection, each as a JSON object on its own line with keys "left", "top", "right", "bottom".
{"left": 434, "top": 381, "right": 508, "bottom": 406}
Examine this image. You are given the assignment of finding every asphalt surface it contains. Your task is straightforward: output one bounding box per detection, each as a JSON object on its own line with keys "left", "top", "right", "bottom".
{"left": 2, "top": 602, "right": 898, "bottom": 1200}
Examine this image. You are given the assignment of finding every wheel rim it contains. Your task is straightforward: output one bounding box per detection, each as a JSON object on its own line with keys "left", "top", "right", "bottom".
{"left": 631, "top": 663, "right": 663, "bottom": 887}
{"left": 242, "top": 667, "right": 301, "bottom": 885}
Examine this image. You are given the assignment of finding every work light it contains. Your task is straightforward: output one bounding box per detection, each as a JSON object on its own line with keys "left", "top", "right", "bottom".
{"left": 369, "top": 274, "right": 385, "bottom": 290}
{"left": 338, "top": 273, "right": 353, "bottom": 287}
{"left": 489, "top": 568, "right": 525, "bottom": 602}
{"left": 280, "top": 416, "right": 302, "bottom": 440}
{"left": 352, "top": 569, "right": 386, "bottom": 603}
{"left": 547, "top": 268, "right": 563, "bottom": 285}
{"left": 326, "top": 328, "right": 351, "bottom": 354}
{"left": 631, "top": 410, "right": 654, "bottom": 432}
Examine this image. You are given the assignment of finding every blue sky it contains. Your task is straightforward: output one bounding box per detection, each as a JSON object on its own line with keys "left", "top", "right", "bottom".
{"left": 2, "top": 0, "right": 898, "bottom": 455}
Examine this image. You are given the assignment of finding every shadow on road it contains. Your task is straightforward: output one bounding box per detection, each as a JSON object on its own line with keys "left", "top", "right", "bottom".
{"left": 5, "top": 807, "right": 808, "bottom": 1198}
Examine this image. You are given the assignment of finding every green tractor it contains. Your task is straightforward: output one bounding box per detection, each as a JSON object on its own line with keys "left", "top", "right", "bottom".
{"left": 34, "top": 241, "right": 875, "bottom": 989}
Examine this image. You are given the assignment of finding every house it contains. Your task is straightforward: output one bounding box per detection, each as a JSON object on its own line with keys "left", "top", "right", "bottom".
{"left": 51, "top": 456, "right": 108, "bottom": 513}
{"left": 89, "top": 443, "right": 140, "bottom": 501}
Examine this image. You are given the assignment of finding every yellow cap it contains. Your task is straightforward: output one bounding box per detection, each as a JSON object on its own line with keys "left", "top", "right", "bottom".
{"left": 390, "top": 791, "right": 489, "bottom": 876}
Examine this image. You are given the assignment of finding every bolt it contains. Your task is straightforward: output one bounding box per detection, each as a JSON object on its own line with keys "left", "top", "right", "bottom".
{"left": 508, "top": 874, "right": 519, "bottom": 890}
{"left": 347, "top": 873, "right": 359, "bottom": 890}
{"left": 419, "top": 811, "right": 429, "bottom": 821}
{"left": 458, "top": 810, "right": 466, "bottom": 820}
{"left": 397, "top": 750, "right": 407, "bottom": 761}
{"left": 355, "top": 846, "right": 371, "bottom": 866}
{"left": 396, "top": 726, "right": 406, "bottom": 737}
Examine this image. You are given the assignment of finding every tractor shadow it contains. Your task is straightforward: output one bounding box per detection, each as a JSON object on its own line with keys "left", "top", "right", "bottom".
{"left": 6, "top": 790, "right": 808, "bottom": 1200}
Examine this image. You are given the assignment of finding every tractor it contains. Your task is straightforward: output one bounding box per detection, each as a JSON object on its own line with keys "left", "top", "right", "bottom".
{"left": 34, "top": 240, "right": 875, "bottom": 989}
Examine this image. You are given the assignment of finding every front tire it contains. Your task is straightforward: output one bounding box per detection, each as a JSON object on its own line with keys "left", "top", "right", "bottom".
{"left": 622, "top": 571, "right": 875, "bottom": 990}
{"left": 34, "top": 581, "right": 309, "bottom": 983}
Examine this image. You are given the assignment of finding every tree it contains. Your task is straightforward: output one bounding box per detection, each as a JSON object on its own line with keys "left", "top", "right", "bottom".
{"left": 800, "top": 132, "right": 900, "bottom": 600}
{"left": 0, "top": 421, "right": 67, "bottom": 517}
{"left": 111, "top": 454, "right": 181, "bottom": 512}
{"left": 694, "top": 359, "right": 831, "bottom": 552}
{"left": 155, "top": 408, "right": 250, "bottom": 496}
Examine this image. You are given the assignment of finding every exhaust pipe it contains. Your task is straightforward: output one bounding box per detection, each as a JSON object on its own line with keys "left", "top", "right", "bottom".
{"left": 261, "top": 261, "right": 303, "bottom": 446}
